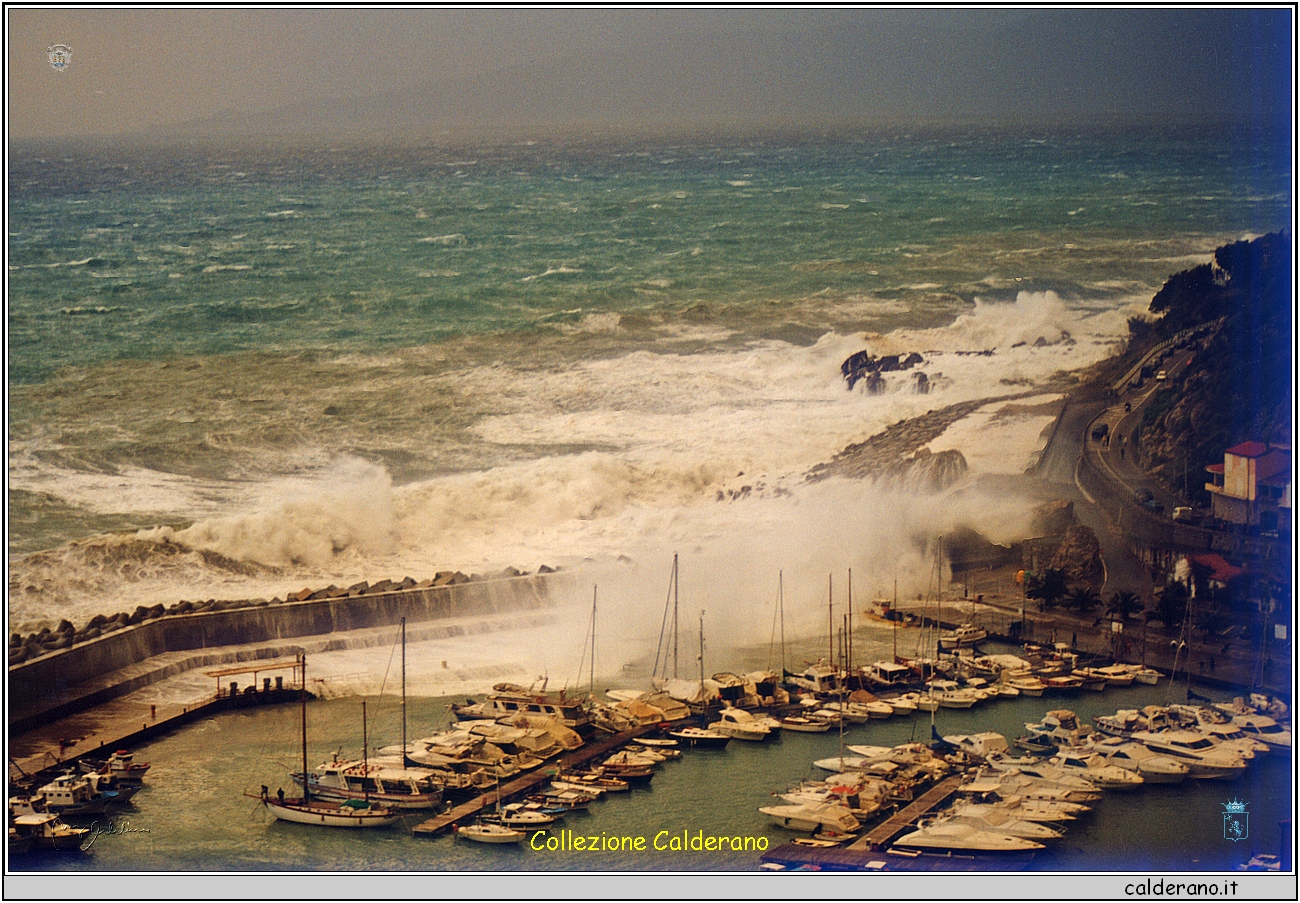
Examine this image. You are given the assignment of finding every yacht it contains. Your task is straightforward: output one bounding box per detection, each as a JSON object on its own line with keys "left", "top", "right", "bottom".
{"left": 943, "top": 732, "right": 1011, "bottom": 760}
{"left": 1132, "top": 667, "right": 1162, "bottom": 685}
{"left": 882, "top": 694, "right": 918, "bottom": 715}
{"left": 1023, "top": 709, "right": 1089, "bottom": 748}
{"left": 925, "top": 812, "right": 1062, "bottom": 842}
{"left": 948, "top": 794, "right": 1086, "bottom": 824}
{"left": 1231, "top": 713, "right": 1292, "bottom": 750}
{"left": 894, "top": 820, "right": 1043, "bottom": 852}
{"left": 777, "top": 714, "right": 831, "bottom": 733}
{"left": 1085, "top": 736, "right": 1189, "bottom": 783}
{"left": 963, "top": 770, "right": 1100, "bottom": 804}
{"left": 1048, "top": 749, "right": 1144, "bottom": 790}
{"left": 708, "top": 707, "right": 773, "bottom": 741}
{"left": 758, "top": 801, "right": 860, "bottom": 834}
{"left": 451, "top": 681, "right": 593, "bottom": 731}
{"left": 1129, "top": 730, "right": 1248, "bottom": 779}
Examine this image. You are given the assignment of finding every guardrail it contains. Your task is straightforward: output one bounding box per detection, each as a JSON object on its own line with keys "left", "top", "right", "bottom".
{"left": 1111, "top": 319, "right": 1223, "bottom": 394}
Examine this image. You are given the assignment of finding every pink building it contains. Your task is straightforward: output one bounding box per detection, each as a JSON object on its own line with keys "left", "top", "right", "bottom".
{"left": 1205, "top": 441, "right": 1292, "bottom": 530}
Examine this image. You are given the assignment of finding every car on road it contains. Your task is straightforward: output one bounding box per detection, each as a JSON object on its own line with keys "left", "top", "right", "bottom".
{"left": 1091, "top": 423, "right": 1110, "bottom": 441}
{"left": 1156, "top": 370, "right": 1167, "bottom": 381}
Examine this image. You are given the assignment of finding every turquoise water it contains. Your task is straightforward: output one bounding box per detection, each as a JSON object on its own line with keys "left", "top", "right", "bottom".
{"left": 12, "top": 675, "right": 1291, "bottom": 873}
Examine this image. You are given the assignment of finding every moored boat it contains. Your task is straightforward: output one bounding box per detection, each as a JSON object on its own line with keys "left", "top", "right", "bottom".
{"left": 758, "top": 801, "right": 860, "bottom": 834}
{"left": 894, "top": 820, "right": 1043, "bottom": 853}
{"left": 666, "top": 726, "right": 730, "bottom": 749}
{"left": 938, "top": 623, "right": 988, "bottom": 650}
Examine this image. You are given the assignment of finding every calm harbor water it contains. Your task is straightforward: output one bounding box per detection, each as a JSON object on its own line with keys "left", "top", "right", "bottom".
{"left": 14, "top": 642, "right": 1291, "bottom": 874}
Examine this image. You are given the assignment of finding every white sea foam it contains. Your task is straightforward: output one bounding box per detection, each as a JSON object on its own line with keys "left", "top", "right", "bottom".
{"left": 9, "top": 288, "right": 1129, "bottom": 635}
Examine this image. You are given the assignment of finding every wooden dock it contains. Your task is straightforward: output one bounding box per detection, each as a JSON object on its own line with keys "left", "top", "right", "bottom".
{"left": 849, "top": 774, "right": 965, "bottom": 851}
{"left": 411, "top": 724, "right": 656, "bottom": 836}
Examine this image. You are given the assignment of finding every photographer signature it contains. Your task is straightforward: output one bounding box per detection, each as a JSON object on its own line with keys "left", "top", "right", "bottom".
{"left": 81, "top": 818, "right": 151, "bottom": 851}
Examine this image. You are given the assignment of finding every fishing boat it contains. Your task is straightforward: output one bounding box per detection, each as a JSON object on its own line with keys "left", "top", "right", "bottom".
{"left": 35, "top": 772, "right": 133, "bottom": 817}
{"left": 1092, "top": 663, "right": 1136, "bottom": 687}
{"left": 1042, "top": 674, "right": 1084, "bottom": 694}
{"left": 9, "top": 808, "right": 91, "bottom": 852}
{"left": 79, "top": 750, "right": 150, "bottom": 786}
{"left": 938, "top": 623, "right": 988, "bottom": 650}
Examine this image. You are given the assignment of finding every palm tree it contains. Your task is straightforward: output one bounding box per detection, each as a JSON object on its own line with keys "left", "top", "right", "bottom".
{"left": 1106, "top": 590, "right": 1141, "bottom": 622}
{"left": 1026, "top": 568, "right": 1068, "bottom": 610}
{"left": 1064, "top": 585, "right": 1102, "bottom": 613}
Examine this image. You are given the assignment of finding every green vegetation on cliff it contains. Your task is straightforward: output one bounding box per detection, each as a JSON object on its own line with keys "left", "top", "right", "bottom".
{"left": 1132, "top": 232, "right": 1292, "bottom": 503}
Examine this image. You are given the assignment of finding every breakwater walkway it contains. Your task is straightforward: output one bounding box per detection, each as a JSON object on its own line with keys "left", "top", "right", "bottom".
{"left": 411, "top": 724, "right": 656, "bottom": 836}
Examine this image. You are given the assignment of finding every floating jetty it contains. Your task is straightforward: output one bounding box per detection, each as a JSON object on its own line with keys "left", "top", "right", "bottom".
{"left": 412, "top": 724, "right": 656, "bottom": 836}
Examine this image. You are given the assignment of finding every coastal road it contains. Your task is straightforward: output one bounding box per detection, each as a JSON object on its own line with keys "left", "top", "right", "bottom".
{"left": 1031, "top": 394, "right": 1154, "bottom": 598}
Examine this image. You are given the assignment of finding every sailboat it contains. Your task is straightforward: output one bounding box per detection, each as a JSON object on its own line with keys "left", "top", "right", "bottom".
{"left": 456, "top": 769, "right": 527, "bottom": 843}
{"left": 249, "top": 654, "right": 402, "bottom": 828}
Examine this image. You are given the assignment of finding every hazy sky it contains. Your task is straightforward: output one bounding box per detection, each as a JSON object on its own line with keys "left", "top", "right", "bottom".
{"left": 7, "top": 8, "right": 1292, "bottom": 140}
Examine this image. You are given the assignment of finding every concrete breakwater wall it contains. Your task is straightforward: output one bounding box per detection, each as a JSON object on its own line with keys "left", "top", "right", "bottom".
{"left": 8, "top": 574, "right": 554, "bottom": 722}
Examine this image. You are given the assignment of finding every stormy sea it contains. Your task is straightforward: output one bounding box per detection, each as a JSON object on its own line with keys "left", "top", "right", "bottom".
{"left": 8, "top": 129, "right": 1289, "bottom": 647}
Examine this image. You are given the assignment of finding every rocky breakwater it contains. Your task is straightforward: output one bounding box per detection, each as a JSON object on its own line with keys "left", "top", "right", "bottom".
{"left": 8, "top": 566, "right": 559, "bottom": 728}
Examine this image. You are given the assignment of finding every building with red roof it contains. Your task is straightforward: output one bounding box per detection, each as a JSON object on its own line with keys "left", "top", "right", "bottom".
{"left": 1205, "top": 441, "right": 1292, "bottom": 530}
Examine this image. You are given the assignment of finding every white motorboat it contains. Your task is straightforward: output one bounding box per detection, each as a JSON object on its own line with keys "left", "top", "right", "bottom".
{"left": 1086, "top": 736, "right": 1189, "bottom": 783}
{"left": 938, "top": 623, "right": 988, "bottom": 650}
{"left": 1129, "top": 730, "right": 1248, "bottom": 779}
{"left": 943, "top": 732, "right": 1011, "bottom": 759}
{"left": 926, "top": 812, "right": 1062, "bottom": 842}
{"left": 948, "top": 794, "right": 1086, "bottom": 823}
{"left": 482, "top": 803, "right": 558, "bottom": 828}
{"left": 1231, "top": 713, "right": 1292, "bottom": 750}
{"left": 965, "top": 769, "right": 1100, "bottom": 803}
{"left": 758, "top": 801, "right": 860, "bottom": 834}
{"left": 813, "top": 755, "right": 870, "bottom": 774}
{"left": 456, "top": 821, "right": 526, "bottom": 844}
{"left": 1023, "top": 709, "right": 1090, "bottom": 749}
{"left": 667, "top": 726, "right": 731, "bottom": 749}
{"left": 1004, "top": 674, "right": 1046, "bottom": 697}
{"left": 818, "top": 700, "right": 874, "bottom": 723}
{"left": 450, "top": 681, "right": 593, "bottom": 730}
{"left": 894, "top": 820, "right": 1043, "bottom": 853}
{"left": 708, "top": 707, "right": 773, "bottom": 741}
{"left": 1049, "top": 750, "right": 1144, "bottom": 790}
{"left": 896, "top": 691, "right": 939, "bottom": 712}
{"left": 1132, "top": 667, "right": 1162, "bottom": 685}
{"left": 778, "top": 715, "right": 831, "bottom": 732}
{"left": 882, "top": 694, "right": 918, "bottom": 715}
{"left": 1092, "top": 663, "right": 1136, "bottom": 686}
{"left": 925, "top": 679, "right": 979, "bottom": 709}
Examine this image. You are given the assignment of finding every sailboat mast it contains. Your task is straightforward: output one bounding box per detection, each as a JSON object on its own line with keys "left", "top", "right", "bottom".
{"left": 698, "top": 610, "right": 705, "bottom": 683}
{"left": 779, "top": 571, "right": 786, "bottom": 680}
{"left": 828, "top": 574, "right": 834, "bottom": 665}
{"left": 362, "top": 698, "right": 369, "bottom": 803}
{"left": 672, "top": 553, "right": 680, "bottom": 679}
{"left": 591, "top": 585, "right": 597, "bottom": 696}
{"left": 400, "top": 617, "right": 407, "bottom": 764}
{"left": 847, "top": 568, "right": 853, "bottom": 676}
{"left": 300, "top": 653, "right": 309, "bottom": 804}
{"left": 892, "top": 578, "right": 898, "bottom": 662}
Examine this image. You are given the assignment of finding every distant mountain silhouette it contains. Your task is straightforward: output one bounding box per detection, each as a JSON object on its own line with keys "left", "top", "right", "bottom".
{"left": 161, "top": 9, "right": 1289, "bottom": 141}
